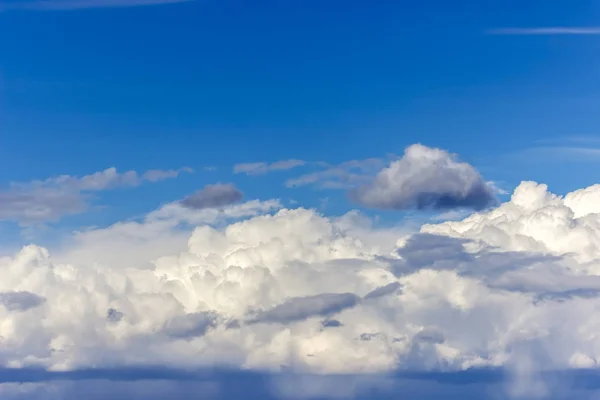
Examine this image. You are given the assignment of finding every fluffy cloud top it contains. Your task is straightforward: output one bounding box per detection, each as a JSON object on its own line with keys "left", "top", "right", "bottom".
{"left": 2, "top": 179, "right": 600, "bottom": 387}
{"left": 351, "top": 144, "right": 497, "bottom": 211}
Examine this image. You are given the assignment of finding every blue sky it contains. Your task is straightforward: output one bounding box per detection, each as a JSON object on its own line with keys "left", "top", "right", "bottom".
{"left": 1, "top": 0, "right": 600, "bottom": 239}
{"left": 2, "top": 1, "right": 600, "bottom": 399}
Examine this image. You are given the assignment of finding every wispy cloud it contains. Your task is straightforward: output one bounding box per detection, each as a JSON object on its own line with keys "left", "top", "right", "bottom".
{"left": 233, "top": 159, "right": 307, "bottom": 176}
{"left": 2, "top": 0, "right": 195, "bottom": 11}
{"left": 0, "top": 166, "right": 192, "bottom": 225}
{"left": 510, "top": 136, "right": 600, "bottom": 164}
{"left": 488, "top": 27, "right": 600, "bottom": 35}
{"left": 285, "top": 158, "right": 387, "bottom": 189}
{"left": 513, "top": 146, "right": 600, "bottom": 164}
{"left": 532, "top": 135, "right": 600, "bottom": 146}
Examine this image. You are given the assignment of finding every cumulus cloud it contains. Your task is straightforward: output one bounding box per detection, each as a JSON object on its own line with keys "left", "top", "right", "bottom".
{"left": 351, "top": 144, "right": 497, "bottom": 211}
{"left": 234, "top": 160, "right": 307, "bottom": 176}
{"left": 3, "top": 178, "right": 600, "bottom": 399}
{"left": 0, "top": 167, "right": 192, "bottom": 225}
{"left": 180, "top": 183, "right": 244, "bottom": 210}
{"left": 55, "top": 196, "right": 282, "bottom": 270}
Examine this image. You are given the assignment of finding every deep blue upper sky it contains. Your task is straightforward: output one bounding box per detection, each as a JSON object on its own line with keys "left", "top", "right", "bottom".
{"left": 1, "top": 0, "right": 599, "bottom": 238}
{"left": 2, "top": 2, "right": 600, "bottom": 396}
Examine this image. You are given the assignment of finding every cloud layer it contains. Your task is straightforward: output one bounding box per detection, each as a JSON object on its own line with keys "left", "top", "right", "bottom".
{"left": 351, "top": 144, "right": 497, "bottom": 211}
{"left": 1, "top": 178, "right": 600, "bottom": 387}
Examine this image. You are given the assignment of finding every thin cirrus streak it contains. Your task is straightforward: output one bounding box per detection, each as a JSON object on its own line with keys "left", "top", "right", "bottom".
{"left": 488, "top": 27, "right": 600, "bottom": 35}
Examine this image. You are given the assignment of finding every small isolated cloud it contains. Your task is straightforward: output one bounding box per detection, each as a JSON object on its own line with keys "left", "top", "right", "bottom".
{"left": 0, "top": 167, "right": 192, "bottom": 225}
{"left": 234, "top": 160, "right": 307, "bottom": 175}
{"left": 488, "top": 27, "right": 600, "bottom": 35}
{"left": 180, "top": 183, "right": 244, "bottom": 210}
{"left": 351, "top": 144, "right": 497, "bottom": 211}
{"left": 3, "top": 0, "right": 195, "bottom": 11}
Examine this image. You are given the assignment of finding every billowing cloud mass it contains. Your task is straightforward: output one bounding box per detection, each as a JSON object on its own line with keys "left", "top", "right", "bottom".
{"left": 180, "top": 183, "right": 244, "bottom": 210}
{"left": 0, "top": 167, "right": 192, "bottom": 225}
{"left": 3, "top": 179, "right": 600, "bottom": 397}
{"left": 351, "top": 144, "right": 497, "bottom": 211}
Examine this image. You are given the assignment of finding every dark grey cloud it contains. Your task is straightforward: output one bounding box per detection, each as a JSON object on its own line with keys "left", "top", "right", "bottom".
{"left": 250, "top": 293, "right": 360, "bottom": 325}
{"left": 0, "top": 291, "right": 45, "bottom": 312}
{"left": 180, "top": 184, "right": 243, "bottom": 210}
{"left": 363, "top": 282, "right": 402, "bottom": 300}
{"left": 391, "top": 233, "right": 600, "bottom": 308}
{"left": 359, "top": 332, "right": 384, "bottom": 341}
{"left": 533, "top": 289, "right": 600, "bottom": 305}
{"left": 414, "top": 328, "right": 445, "bottom": 345}
{"left": 392, "top": 234, "right": 474, "bottom": 275}
{"left": 107, "top": 308, "right": 124, "bottom": 323}
{"left": 321, "top": 319, "right": 343, "bottom": 329}
{"left": 351, "top": 144, "right": 497, "bottom": 211}
{"left": 163, "top": 312, "right": 218, "bottom": 339}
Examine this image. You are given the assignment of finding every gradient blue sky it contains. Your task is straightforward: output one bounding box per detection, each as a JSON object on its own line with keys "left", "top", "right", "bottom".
{"left": 1, "top": 0, "right": 600, "bottom": 235}
{"left": 3, "top": 1, "right": 600, "bottom": 398}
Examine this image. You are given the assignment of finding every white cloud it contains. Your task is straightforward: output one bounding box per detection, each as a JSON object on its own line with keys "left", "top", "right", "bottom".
{"left": 351, "top": 144, "right": 497, "bottom": 211}
{"left": 3, "top": 178, "right": 600, "bottom": 395}
{"left": 421, "top": 181, "right": 600, "bottom": 262}
{"left": 54, "top": 197, "right": 282, "bottom": 270}
{"left": 0, "top": 167, "right": 192, "bottom": 225}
